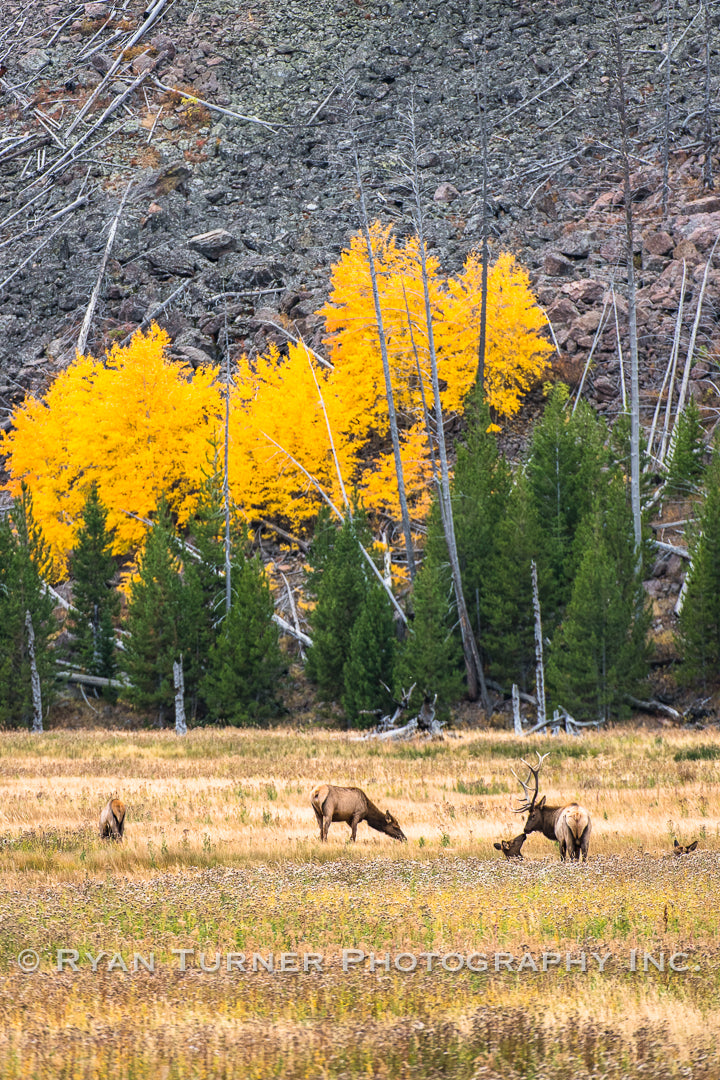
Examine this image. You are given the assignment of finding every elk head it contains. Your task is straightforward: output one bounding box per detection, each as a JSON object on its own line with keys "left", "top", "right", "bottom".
{"left": 494, "top": 833, "right": 526, "bottom": 859}
{"left": 511, "top": 751, "right": 550, "bottom": 835}
{"left": 382, "top": 810, "right": 407, "bottom": 842}
{"left": 673, "top": 839, "right": 699, "bottom": 855}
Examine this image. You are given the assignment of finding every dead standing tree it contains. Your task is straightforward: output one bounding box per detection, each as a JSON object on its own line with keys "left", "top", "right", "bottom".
{"left": 612, "top": 8, "right": 642, "bottom": 558}
{"left": 348, "top": 101, "right": 417, "bottom": 584}
{"left": 405, "top": 100, "right": 490, "bottom": 712}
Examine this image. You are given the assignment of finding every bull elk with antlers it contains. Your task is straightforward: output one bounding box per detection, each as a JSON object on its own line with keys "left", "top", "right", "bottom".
{"left": 512, "top": 753, "right": 592, "bottom": 861}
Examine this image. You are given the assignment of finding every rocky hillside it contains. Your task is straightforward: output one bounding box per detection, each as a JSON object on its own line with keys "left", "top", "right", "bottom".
{"left": 1, "top": 0, "right": 718, "bottom": 385}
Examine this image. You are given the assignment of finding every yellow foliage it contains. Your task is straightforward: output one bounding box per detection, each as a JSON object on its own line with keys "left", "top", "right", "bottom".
{"left": 228, "top": 342, "right": 355, "bottom": 525}
{"left": 435, "top": 250, "right": 553, "bottom": 418}
{"left": 232, "top": 223, "right": 552, "bottom": 526}
{"left": 1, "top": 326, "right": 222, "bottom": 576}
{"left": 2, "top": 227, "right": 551, "bottom": 568}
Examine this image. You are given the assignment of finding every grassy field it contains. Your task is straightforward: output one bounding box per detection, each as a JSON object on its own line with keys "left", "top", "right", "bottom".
{"left": 1, "top": 726, "right": 719, "bottom": 1079}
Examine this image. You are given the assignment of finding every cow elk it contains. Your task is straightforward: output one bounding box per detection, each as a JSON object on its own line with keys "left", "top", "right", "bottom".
{"left": 311, "top": 784, "right": 406, "bottom": 843}
{"left": 512, "top": 753, "right": 591, "bottom": 862}
{"left": 673, "top": 839, "right": 699, "bottom": 855}
{"left": 99, "top": 798, "right": 126, "bottom": 841}
{"left": 494, "top": 833, "right": 526, "bottom": 859}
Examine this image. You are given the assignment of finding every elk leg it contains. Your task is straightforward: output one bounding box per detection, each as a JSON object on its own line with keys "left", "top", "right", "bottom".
{"left": 350, "top": 814, "right": 362, "bottom": 842}
{"left": 312, "top": 807, "right": 324, "bottom": 840}
{"left": 322, "top": 815, "right": 332, "bottom": 841}
{"left": 559, "top": 840, "right": 567, "bottom": 861}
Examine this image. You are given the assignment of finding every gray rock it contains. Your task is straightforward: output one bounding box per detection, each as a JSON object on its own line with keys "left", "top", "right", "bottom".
{"left": 187, "top": 229, "right": 238, "bottom": 260}
{"left": 543, "top": 252, "right": 575, "bottom": 277}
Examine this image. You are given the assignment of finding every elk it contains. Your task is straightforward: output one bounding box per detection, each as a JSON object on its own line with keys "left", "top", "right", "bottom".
{"left": 673, "top": 839, "right": 699, "bottom": 855}
{"left": 99, "top": 798, "right": 126, "bottom": 841}
{"left": 311, "top": 784, "right": 406, "bottom": 843}
{"left": 494, "top": 833, "right": 527, "bottom": 859}
{"left": 511, "top": 753, "right": 591, "bottom": 862}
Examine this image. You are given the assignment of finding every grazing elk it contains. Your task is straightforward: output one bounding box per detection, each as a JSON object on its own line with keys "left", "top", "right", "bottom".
{"left": 673, "top": 839, "right": 699, "bottom": 855}
{"left": 494, "top": 833, "right": 527, "bottom": 859}
{"left": 311, "top": 784, "right": 407, "bottom": 843}
{"left": 99, "top": 798, "right": 126, "bottom": 841}
{"left": 512, "top": 753, "right": 592, "bottom": 862}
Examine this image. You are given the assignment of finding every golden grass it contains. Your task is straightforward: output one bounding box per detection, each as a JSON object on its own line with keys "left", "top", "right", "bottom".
{"left": 1, "top": 727, "right": 720, "bottom": 1078}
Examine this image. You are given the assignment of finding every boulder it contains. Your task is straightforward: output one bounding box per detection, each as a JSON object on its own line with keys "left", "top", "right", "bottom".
{"left": 187, "top": 229, "right": 238, "bottom": 260}
{"left": 643, "top": 230, "right": 674, "bottom": 256}
{"left": 433, "top": 182, "right": 460, "bottom": 203}
{"left": 672, "top": 238, "right": 700, "bottom": 263}
{"left": 561, "top": 279, "right": 606, "bottom": 304}
{"left": 543, "top": 252, "right": 575, "bottom": 276}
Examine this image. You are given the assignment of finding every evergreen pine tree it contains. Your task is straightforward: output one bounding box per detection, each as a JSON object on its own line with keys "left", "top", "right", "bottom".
{"left": 480, "top": 472, "right": 545, "bottom": 692}
{"left": 305, "top": 514, "right": 373, "bottom": 701}
{"left": 124, "top": 503, "right": 203, "bottom": 723}
{"left": 0, "top": 487, "right": 56, "bottom": 727}
{"left": 67, "top": 483, "right": 119, "bottom": 683}
{"left": 665, "top": 397, "right": 707, "bottom": 498}
{"left": 526, "top": 386, "right": 607, "bottom": 620}
{"left": 451, "top": 396, "right": 512, "bottom": 639}
{"left": 187, "top": 464, "right": 240, "bottom": 716}
{"left": 342, "top": 584, "right": 397, "bottom": 726}
{"left": 395, "top": 553, "right": 464, "bottom": 719}
{"left": 547, "top": 475, "right": 651, "bottom": 721}
{"left": 200, "top": 551, "right": 284, "bottom": 724}
{"left": 677, "top": 442, "right": 720, "bottom": 688}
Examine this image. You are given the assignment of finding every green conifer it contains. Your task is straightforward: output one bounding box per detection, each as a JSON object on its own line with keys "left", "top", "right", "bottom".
{"left": 548, "top": 475, "right": 651, "bottom": 721}
{"left": 677, "top": 442, "right": 720, "bottom": 688}
{"left": 67, "top": 483, "right": 119, "bottom": 683}
{"left": 305, "top": 514, "right": 373, "bottom": 701}
{"left": 451, "top": 396, "right": 512, "bottom": 639}
{"left": 526, "top": 386, "right": 607, "bottom": 619}
{"left": 480, "top": 472, "right": 544, "bottom": 692}
{"left": 665, "top": 398, "right": 707, "bottom": 498}
{"left": 395, "top": 554, "right": 464, "bottom": 719}
{"left": 0, "top": 487, "right": 55, "bottom": 727}
{"left": 200, "top": 551, "right": 284, "bottom": 724}
{"left": 124, "top": 503, "right": 203, "bottom": 723}
{"left": 342, "top": 584, "right": 397, "bottom": 726}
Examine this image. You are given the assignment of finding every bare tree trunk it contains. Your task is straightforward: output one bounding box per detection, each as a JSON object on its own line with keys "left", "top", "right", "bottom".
{"left": 703, "top": 0, "right": 714, "bottom": 191}
{"left": 662, "top": 0, "right": 674, "bottom": 217}
{"left": 223, "top": 301, "right": 232, "bottom": 616}
{"left": 25, "top": 610, "right": 43, "bottom": 733}
{"left": 471, "top": 0, "right": 490, "bottom": 395}
{"left": 613, "top": 14, "right": 642, "bottom": 555}
{"left": 512, "top": 683, "right": 522, "bottom": 735}
{"left": 675, "top": 237, "right": 719, "bottom": 420}
{"left": 658, "top": 262, "right": 686, "bottom": 465}
{"left": 406, "top": 102, "right": 489, "bottom": 711}
{"left": 351, "top": 139, "right": 416, "bottom": 583}
{"left": 531, "top": 560, "right": 546, "bottom": 729}
{"left": 76, "top": 180, "right": 132, "bottom": 356}
{"left": 173, "top": 658, "right": 187, "bottom": 736}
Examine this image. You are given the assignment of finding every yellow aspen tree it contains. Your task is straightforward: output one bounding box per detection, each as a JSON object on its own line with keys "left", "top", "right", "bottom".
{"left": 1, "top": 326, "right": 223, "bottom": 575}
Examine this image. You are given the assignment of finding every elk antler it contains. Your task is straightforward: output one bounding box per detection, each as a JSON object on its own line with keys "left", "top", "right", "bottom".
{"left": 511, "top": 751, "right": 549, "bottom": 814}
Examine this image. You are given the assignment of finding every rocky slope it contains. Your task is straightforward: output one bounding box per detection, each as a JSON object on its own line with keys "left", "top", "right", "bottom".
{"left": 1, "top": 0, "right": 718, "bottom": 384}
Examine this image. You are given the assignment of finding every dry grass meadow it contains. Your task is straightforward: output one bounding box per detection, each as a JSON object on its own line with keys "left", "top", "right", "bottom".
{"left": 1, "top": 726, "right": 720, "bottom": 1079}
